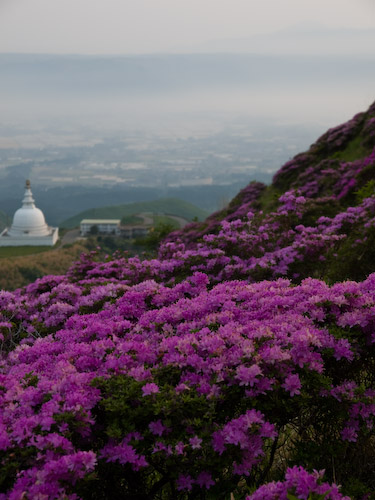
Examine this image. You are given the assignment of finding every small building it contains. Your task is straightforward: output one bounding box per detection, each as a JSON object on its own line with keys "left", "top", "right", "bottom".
{"left": 131, "top": 227, "right": 149, "bottom": 238}
{"left": 120, "top": 226, "right": 149, "bottom": 239}
{"left": 121, "top": 227, "right": 132, "bottom": 239}
{"left": 0, "top": 180, "right": 59, "bottom": 247}
{"left": 80, "top": 219, "right": 121, "bottom": 236}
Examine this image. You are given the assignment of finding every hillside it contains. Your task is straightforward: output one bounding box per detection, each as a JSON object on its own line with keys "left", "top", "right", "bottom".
{"left": 0, "top": 102, "right": 375, "bottom": 499}
{"left": 0, "top": 242, "right": 88, "bottom": 291}
{"left": 60, "top": 197, "right": 208, "bottom": 229}
{"left": 163, "top": 101, "right": 375, "bottom": 283}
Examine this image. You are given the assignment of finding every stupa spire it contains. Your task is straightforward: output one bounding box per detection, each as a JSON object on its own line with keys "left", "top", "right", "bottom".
{"left": 22, "top": 179, "right": 36, "bottom": 209}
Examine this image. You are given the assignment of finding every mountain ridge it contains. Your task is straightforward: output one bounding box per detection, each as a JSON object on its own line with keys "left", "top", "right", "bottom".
{"left": 165, "top": 102, "right": 375, "bottom": 237}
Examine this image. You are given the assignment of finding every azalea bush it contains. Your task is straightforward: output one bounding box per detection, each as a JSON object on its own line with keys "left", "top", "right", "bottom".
{"left": 1, "top": 272, "right": 375, "bottom": 498}
{"left": 157, "top": 191, "right": 375, "bottom": 284}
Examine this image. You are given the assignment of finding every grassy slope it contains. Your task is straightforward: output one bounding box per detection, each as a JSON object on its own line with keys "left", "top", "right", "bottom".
{"left": 61, "top": 198, "right": 208, "bottom": 229}
{"left": 152, "top": 215, "right": 180, "bottom": 228}
{"left": 0, "top": 246, "right": 53, "bottom": 258}
{"left": 0, "top": 242, "right": 87, "bottom": 291}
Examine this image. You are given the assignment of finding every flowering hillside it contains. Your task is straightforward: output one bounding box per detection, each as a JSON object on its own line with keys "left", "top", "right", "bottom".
{"left": 1, "top": 102, "right": 375, "bottom": 499}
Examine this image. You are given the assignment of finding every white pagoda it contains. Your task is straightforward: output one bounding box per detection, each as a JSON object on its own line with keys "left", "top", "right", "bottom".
{"left": 0, "top": 180, "right": 58, "bottom": 247}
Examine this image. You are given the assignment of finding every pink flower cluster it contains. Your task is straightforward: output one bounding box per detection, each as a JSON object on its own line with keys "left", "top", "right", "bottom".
{"left": 247, "top": 466, "right": 351, "bottom": 500}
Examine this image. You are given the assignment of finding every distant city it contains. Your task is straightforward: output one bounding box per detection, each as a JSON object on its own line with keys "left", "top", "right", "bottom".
{"left": 0, "top": 117, "right": 322, "bottom": 227}
{"left": 0, "top": 120, "right": 314, "bottom": 188}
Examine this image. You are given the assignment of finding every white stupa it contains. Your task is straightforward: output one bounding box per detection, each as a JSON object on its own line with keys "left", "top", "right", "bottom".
{"left": 0, "top": 180, "right": 58, "bottom": 246}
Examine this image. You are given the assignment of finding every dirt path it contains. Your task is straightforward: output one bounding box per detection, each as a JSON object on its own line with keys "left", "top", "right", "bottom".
{"left": 137, "top": 213, "right": 153, "bottom": 226}
{"left": 60, "top": 229, "right": 82, "bottom": 246}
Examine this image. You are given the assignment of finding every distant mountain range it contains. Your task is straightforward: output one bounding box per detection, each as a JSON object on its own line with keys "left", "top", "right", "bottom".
{"left": 182, "top": 26, "right": 375, "bottom": 56}
{"left": 1, "top": 51, "right": 375, "bottom": 99}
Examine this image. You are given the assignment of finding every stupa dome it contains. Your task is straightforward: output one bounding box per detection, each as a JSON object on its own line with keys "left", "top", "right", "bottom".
{"left": 0, "top": 180, "right": 59, "bottom": 247}
{"left": 8, "top": 180, "right": 52, "bottom": 237}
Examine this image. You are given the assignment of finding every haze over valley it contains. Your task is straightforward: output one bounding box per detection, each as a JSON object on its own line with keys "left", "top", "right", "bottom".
{"left": 1, "top": 50, "right": 374, "bottom": 227}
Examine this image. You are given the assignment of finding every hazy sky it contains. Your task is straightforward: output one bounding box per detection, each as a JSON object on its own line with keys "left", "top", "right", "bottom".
{"left": 1, "top": 0, "right": 375, "bottom": 54}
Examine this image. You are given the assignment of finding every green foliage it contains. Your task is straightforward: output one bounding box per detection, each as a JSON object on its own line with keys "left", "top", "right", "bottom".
{"left": 356, "top": 160, "right": 375, "bottom": 186}
{"left": 356, "top": 181, "right": 375, "bottom": 203}
{"left": 22, "top": 372, "right": 39, "bottom": 388}
{"left": 120, "top": 215, "right": 144, "bottom": 225}
{"left": 152, "top": 215, "right": 180, "bottom": 228}
{"left": 299, "top": 198, "right": 341, "bottom": 229}
{"left": 257, "top": 185, "right": 283, "bottom": 213}
{"left": 0, "top": 446, "right": 37, "bottom": 492}
{"left": 343, "top": 476, "right": 375, "bottom": 500}
{"left": 18, "top": 266, "right": 43, "bottom": 282}
{"left": 87, "top": 373, "right": 244, "bottom": 499}
{"left": 96, "top": 235, "right": 136, "bottom": 254}
{"left": 324, "top": 224, "right": 375, "bottom": 283}
{"left": 287, "top": 493, "right": 330, "bottom": 500}
{"left": 137, "top": 222, "right": 176, "bottom": 251}
{"left": 330, "top": 135, "right": 369, "bottom": 163}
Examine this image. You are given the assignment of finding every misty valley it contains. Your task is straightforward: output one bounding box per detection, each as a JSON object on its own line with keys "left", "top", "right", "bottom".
{"left": 0, "top": 118, "right": 321, "bottom": 228}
